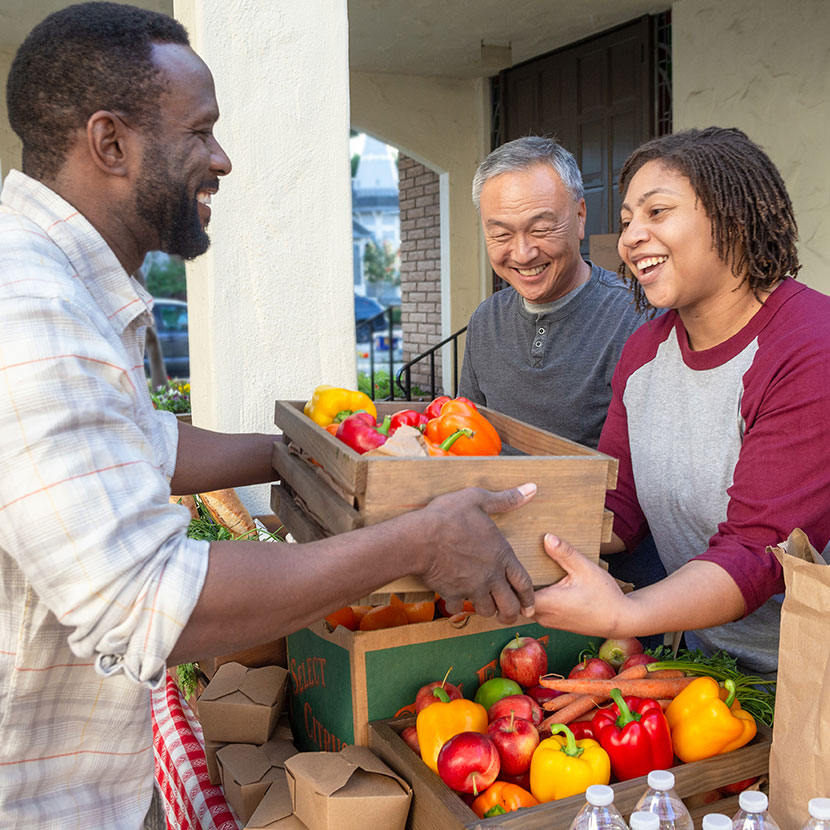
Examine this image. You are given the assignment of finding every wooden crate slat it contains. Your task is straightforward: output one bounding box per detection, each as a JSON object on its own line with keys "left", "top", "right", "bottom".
{"left": 273, "top": 400, "right": 365, "bottom": 495}
{"left": 483, "top": 406, "right": 598, "bottom": 457}
{"left": 602, "top": 509, "right": 614, "bottom": 542}
{"left": 270, "top": 484, "right": 329, "bottom": 543}
{"left": 272, "top": 440, "right": 362, "bottom": 535}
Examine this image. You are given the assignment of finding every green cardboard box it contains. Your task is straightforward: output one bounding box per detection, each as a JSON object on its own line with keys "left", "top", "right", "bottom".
{"left": 286, "top": 614, "right": 592, "bottom": 751}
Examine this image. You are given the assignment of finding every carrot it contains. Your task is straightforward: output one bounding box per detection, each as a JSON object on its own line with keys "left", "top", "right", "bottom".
{"left": 539, "top": 695, "right": 603, "bottom": 732}
{"left": 655, "top": 699, "right": 673, "bottom": 711}
{"left": 542, "top": 693, "right": 580, "bottom": 712}
{"left": 536, "top": 676, "right": 696, "bottom": 699}
{"left": 538, "top": 662, "right": 648, "bottom": 690}
{"left": 647, "top": 669, "right": 688, "bottom": 678}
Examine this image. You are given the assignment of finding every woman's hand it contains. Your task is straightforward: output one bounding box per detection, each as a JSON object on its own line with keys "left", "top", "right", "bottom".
{"left": 529, "top": 534, "right": 631, "bottom": 636}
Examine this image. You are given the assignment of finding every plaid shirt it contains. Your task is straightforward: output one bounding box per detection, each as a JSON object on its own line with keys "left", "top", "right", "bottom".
{"left": 0, "top": 170, "right": 210, "bottom": 829}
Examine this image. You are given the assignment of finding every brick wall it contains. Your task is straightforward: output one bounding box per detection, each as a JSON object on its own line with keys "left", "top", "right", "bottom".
{"left": 398, "top": 154, "right": 443, "bottom": 396}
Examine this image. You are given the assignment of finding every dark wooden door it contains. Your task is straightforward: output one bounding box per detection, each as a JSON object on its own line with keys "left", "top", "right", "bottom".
{"left": 499, "top": 16, "right": 654, "bottom": 257}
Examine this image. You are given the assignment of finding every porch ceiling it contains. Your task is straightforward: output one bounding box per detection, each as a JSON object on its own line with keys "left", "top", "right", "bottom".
{"left": 347, "top": 0, "right": 669, "bottom": 79}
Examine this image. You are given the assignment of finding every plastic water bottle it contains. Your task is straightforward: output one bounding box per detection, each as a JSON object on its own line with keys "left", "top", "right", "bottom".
{"left": 731, "top": 791, "right": 781, "bottom": 830}
{"left": 570, "top": 784, "right": 629, "bottom": 830}
{"left": 703, "top": 815, "right": 734, "bottom": 830}
{"left": 800, "top": 798, "right": 830, "bottom": 830}
{"left": 633, "top": 770, "right": 693, "bottom": 830}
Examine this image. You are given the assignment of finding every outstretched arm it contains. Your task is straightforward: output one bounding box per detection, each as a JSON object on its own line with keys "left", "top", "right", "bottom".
{"left": 529, "top": 534, "right": 745, "bottom": 638}
{"left": 168, "top": 483, "right": 538, "bottom": 664}
{"left": 170, "top": 421, "right": 279, "bottom": 494}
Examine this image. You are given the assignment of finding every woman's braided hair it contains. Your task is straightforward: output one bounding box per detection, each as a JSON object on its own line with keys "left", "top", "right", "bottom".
{"left": 618, "top": 127, "right": 800, "bottom": 313}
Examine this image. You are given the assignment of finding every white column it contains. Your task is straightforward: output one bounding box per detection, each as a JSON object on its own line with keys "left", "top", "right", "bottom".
{"left": 174, "top": 0, "right": 355, "bottom": 513}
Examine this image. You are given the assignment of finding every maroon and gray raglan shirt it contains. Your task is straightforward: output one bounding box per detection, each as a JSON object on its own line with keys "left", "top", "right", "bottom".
{"left": 599, "top": 278, "right": 830, "bottom": 675}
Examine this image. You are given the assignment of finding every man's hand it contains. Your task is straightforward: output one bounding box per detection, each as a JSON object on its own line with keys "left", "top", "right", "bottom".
{"left": 530, "top": 533, "right": 630, "bottom": 636}
{"left": 414, "top": 482, "right": 537, "bottom": 624}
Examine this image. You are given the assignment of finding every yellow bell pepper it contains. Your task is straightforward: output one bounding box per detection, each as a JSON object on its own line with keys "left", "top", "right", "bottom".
{"left": 529, "top": 723, "right": 611, "bottom": 803}
{"left": 303, "top": 384, "right": 377, "bottom": 427}
{"left": 665, "top": 676, "right": 757, "bottom": 763}
{"left": 415, "top": 688, "right": 488, "bottom": 773}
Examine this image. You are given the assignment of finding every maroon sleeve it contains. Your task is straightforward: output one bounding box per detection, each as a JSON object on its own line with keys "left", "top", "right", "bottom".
{"left": 695, "top": 304, "right": 830, "bottom": 616}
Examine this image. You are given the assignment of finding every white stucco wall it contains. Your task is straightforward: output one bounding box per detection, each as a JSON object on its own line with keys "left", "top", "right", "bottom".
{"left": 350, "top": 72, "right": 490, "bottom": 337}
{"left": 673, "top": 0, "right": 830, "bottom": 293}
{"left": 0, "top": 46, "right": 22, "bottom": 178}
{"left": 175, "top": 0, "right": 354, "bottom": 513}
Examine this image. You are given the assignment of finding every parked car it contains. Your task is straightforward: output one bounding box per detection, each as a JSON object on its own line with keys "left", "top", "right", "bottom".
{"left": 145, "top": 298, "right": 190, "bottom": 380}
{"left": 355, "top": 294, "right": 390, "bottom": 342}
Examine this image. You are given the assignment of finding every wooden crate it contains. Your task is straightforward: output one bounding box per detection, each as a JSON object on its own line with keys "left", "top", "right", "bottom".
{"left": 368, "top": 716, "right": 772, "bottom": 830}
{"left": 271, "top": 400, "right": 617, "bottom": 593}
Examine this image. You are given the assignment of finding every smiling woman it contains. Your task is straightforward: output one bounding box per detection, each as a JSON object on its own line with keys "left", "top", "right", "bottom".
{"left": 530, "top": 127, "right": 830, "bottom": 679}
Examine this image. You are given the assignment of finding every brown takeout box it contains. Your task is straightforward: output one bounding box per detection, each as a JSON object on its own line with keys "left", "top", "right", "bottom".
{"left": 217, "top": 738, "right": 298, "bottom": 824}
{"left": 204, "top": 738, "right": 227, "bottom": 785}
{"left": 198, "top": 662, "right": 289, "bottom": 744}
{"left": 284, "top": 745, "right": 411, "bottom": 830}
{"left": 244, "top": 777, "right": 308, "bottom": 829}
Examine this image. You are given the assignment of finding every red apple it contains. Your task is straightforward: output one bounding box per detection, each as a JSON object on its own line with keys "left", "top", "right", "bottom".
{"left": 486, "top": 713, "right": 540, "bottom": 776}
{"left": 597, "top": 637, "right": 644, "bottom": 670}
{"left": 487, "top": 694, "right": 543, "bottom": 726}
{"left": 414, "top": 679, "right": 463, "bottom": 713}
{"left": 400, "top": 726, "right": 420, "bottom": 754}
{"left": 619, "top": 653, "right": 658, "bottom": 672}
{"left": 437, "top": 732, "right": 500, "bottom": 795}
{"left": 525, "top": 685, "right": 565, "bottom": 708}
{"left": 718, "top": 777, "right": 760, "bottom": 796}
{"left": 499, "top": 634, "right": 548, "bottom": 688}
{"left": 568, "top": 656, "right": 616, "bottom": 680}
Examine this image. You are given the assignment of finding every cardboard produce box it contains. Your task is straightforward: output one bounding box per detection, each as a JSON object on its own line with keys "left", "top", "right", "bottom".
{"left": 245, "top": 777, "right": 308, "bottom": 829}
{"left": 286, "top": 614, "right": 592, "bottom": 751}
{"left": 285, "top": 745, "right": 411, "bottom": 830}
{"left": 217, "top": 738, "right": 299, "bottom": 824}
{"left": 271, "top": 400, "right": 617, "bottom": 594}
{"left": 368, "top": 716, "right": 772, "bottom": 830}
{"left": 198, "top": 662, "right": 289, "bottom": 744}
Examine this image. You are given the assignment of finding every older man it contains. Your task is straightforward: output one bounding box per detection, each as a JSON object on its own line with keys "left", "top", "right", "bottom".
{"left": 0, "top": 5, "right": 535, "bottom": 827}
{"left": 458, "top": 136, "right": 666, "bottom": 610}
{"left": 459, "top": 136, "right": 649, "bottom": 450}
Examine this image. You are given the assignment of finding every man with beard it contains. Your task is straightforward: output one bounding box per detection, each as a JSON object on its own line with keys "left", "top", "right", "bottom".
{"left": 0, "top": 4, "right": 537, "bottom": 827}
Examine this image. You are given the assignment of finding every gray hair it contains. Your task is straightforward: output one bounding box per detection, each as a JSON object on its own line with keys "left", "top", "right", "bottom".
{"left": 472, "top": 136, "right": 584, "bottom": 211}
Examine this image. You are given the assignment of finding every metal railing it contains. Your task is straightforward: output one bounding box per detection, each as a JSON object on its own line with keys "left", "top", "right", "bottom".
{"left": 358, "top": 306, "right": 400, "bottom": 400}
{"left": 394, "top": 326, "right": 467, "bottom": 401}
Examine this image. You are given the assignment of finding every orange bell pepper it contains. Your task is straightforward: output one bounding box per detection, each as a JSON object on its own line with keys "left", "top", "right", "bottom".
{"left": 389, "top": 594, "right": 435, "bottom": 624}
{"left": 423, "top": 400, "right": 501, "bottom": 456}
{"left": 472, "top": 781, "right": 539, "bottom": 818}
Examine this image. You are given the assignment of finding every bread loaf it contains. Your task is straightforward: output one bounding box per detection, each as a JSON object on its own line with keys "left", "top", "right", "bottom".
{"left": 170, "top": 494, "right": 200, "bottom": 521}
{"left": 198, "top": 488, "right": 256, "bottom": 537}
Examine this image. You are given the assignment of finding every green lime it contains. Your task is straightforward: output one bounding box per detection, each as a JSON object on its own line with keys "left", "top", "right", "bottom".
{"left": 473, "top": 677, "right": 522, "bottom": 712}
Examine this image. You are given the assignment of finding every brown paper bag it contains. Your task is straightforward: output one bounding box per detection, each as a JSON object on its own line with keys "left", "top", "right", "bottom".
{"left": 768, "top": 529, "right": 830, "bottom": 829}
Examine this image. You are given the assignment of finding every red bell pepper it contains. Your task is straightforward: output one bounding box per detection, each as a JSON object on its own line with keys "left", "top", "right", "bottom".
{"left": 591, "top": 688, "right": 674, "bottom": 781}
{"left": 335, "top": 412, "right": 391, "bottom": 454}
{"left": 424, "top": 396, "right": 451, "bottom": 420}
{"left": 567, "top": 720, "right": 596, "bottom": 741}
{"left": 389, "top": 409, "right": 430, "bottom": 433}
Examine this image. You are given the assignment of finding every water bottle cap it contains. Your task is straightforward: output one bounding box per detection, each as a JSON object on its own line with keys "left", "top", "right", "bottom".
{"left": 646, "top": 770, "right": 676, "bottom": 791}
{"left": 702, "top": 814, "right": 733, "bottom": 830}
{"left": 809, "top": 798, "right": 830, "bottom": 820}
{"left": 586, "top": 784, "right": 615, "bottom": 807}
{"left": 739, "top": 791, "right": 769, "bottom": 813}
{"left": 630, "top": 811, "right": 660, "bottom": 830}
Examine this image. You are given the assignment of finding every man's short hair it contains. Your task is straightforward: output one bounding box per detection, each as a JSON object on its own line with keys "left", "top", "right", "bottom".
{"left": 472, "top": 136, "right": 584, "bottom": 211}
{"left": 7, "top": 1, "right": 190, "bottom": 181}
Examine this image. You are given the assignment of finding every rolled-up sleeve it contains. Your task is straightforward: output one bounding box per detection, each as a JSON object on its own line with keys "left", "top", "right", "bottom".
{"left": 0, "top": 292, "right": 209, "bottom": 688}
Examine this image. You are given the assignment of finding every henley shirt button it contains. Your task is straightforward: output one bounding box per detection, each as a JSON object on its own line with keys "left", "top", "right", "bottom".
{"left": 535, "top": 340, "right": 542, "bottom": 347}
{"left": 538, "top": 327, "right": 545, "bottom": 334}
